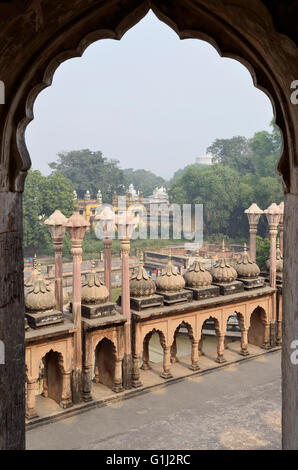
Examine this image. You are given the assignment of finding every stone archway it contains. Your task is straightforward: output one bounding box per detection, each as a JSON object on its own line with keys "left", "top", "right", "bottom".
{"left": 42, "top": 350, "right": 63, "bottom": 405}
{"left": 0, "top": 0, "right": 297, "bottom": 449}
{"left": 248, "top": 306, "right": 269, "bottom": 349}
{"left": 94, "top": 338, "right": 117, "bottom": 390}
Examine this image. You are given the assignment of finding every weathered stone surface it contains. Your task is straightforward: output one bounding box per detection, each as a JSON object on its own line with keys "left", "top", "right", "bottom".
{"left": 130, "top": 294, "right": 164, "bottom": 311}
{"left": 156, "top": 289, "right": 193, "bottom": 305}
{"left": 212, "top": 281, "right": 244, "bottom": 296}
{"left": 186, "top": 285, "right": 220, "bottom": 300}
{"left": 80, "top": 301, "right": 116, "bottom": 319}
{"left": 25, "top": 310, "right": 63, "bottom": 328}
{"left": 237, "top": 278, "right": 265, "bottom": 290}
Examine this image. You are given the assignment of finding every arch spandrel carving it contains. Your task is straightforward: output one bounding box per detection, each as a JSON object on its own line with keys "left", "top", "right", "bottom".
{"left": 0, "top": 0, "right": 297, "bottom": 192}
{"left": 26, "top": 342, "right": 71, "bottom": 381}
{"left": 169, "top": 318, "right": 197, "bottom": 343}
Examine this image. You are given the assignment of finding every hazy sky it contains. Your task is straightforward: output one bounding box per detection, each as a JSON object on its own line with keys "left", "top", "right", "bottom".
{"left": 26, "top": 11, "right": 274, "bottom": 180}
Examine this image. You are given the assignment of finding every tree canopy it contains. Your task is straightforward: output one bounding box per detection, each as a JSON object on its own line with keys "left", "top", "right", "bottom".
{"left": 123, "top": 168, "right": 166, "bottom": 197}
{"left": 23, "top": 170, "right": 75, "bottom": 255}
{"left": 49, "top": 149, "right": 125, "bottom": 203}
{"left": 169, "top": 122, "right": 283, "bottom": 238}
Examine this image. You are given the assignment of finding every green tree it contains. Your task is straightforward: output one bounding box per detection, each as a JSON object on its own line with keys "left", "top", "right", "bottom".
{"left": 256, "top": 236, "right": 270, "bottom": 271}
{"left": 207, "top": 136, "right": 254, "bottom": 174}
{"left": 23, "top": 169, "right": 75, "bottom": 255}
{"left": 123, "top": 168, "right": 166, "bottom": 197}
{"left": 49, "top": 149, "right": 125, "bottom": 203}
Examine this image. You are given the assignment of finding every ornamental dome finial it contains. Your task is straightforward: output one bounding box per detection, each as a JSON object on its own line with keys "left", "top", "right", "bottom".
{"left": 184, "top": 250, "right": 212, "bottom": 288}
{"left": 155, "top": 252, "right": 185, "bottom": 292}
{"left": 211, "top": 240, "right": 237, "bottom": 283}
{"left": 25, "top": 270, "right": 56, "bottom": 312}
{"left": 81, "top": 260, "right": 109, "bottom": 304}
{"left": 266, "top": 237, "right": 283, "bottom": 273}
{"left": 235, "top": 243, "right": 260, "bottom": 279}
{"left": 130, "top": 252, "right": 156, "bottom": 297}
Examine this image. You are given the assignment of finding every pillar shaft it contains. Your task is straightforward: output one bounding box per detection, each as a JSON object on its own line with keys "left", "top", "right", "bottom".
{"left": 215, "top": 332, "right": 227, "bottom": 363}
{"left": 240, "top": 329, "right": 249, "bottom": 356}
{"left": 82, "top": 365, "right": 93, "bottom": 402}
{"left": 131, "top": 353, "right": 142, "bottom": 388}
{"left": 249, "top": 225, "right": 257, "bottom": 262}
{"left": 141, "top": 338, "right": 151, "bottom": 370}
{"left": 121, "top": 238, "right": 130, "bottom": 319}
{"left": 190, "top": 340, "right": 200, "bottom": 370}
{"left": 160, "top": 346, "right": 173, "bottom": 379}
{"left": 26, "top": 380, "right": 38, "bottom": 420}
{"left": 103, "top": 237, "right": 112, "bottom": 301}
{"left": 170, "top": 334, "right": 179, "bottom": 363}
{"left": 53, "top": 242, "right": 63, "bottom": 312}
{"left": 60, "top": 372, "right": 72, "bottom": 408}
{"left": 113, "top": 359, "right": 124, "bottom": 392}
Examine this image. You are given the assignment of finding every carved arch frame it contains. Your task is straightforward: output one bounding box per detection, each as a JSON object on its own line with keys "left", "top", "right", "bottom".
{"left": 1, "top": 0, "right": 297, "bottom": 193}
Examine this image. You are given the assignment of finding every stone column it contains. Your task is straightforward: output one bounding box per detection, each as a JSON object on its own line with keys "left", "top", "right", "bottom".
{"left": 160, "top": 346, "right": 173, "bottom": 379}
{"left": 131, "top": 353, "right": 142, "bottom": 388}
{"left": 26, "top": 379, "right": 38, "bottom": 420}
{"left": 262, "top": 322, "right": 271, "bottom": 350}
{"left": 141, "top": 338, "right": 151, "bottom": 370}
{"left": 189, "top": 340, "right": 200, "bottom": 371}
{"left": 103, "top": 237, "right": 112, "bottom": 301}
{"left": 121, "top": 238, "right": 132, "bottom": 389}
{"left": 65, "top": 213, "right": 89, "bottom": 403}
{"left": 245, "top": 203, "right": 263, "bottom": 262}
{"left": 82, "top": 364, "right": 93, "bottom": 402}
{"left": 113, "top": 358, "right": 124, "bottom": 392}
{"left": 215, "top": 331, "right": 227, "bottom": 363}
{"left": 264, "top": 203, "right": 282, "bottom": 291}
{"left": 0, "top": 193, "right": 25, "bottom": 449}
{"left": 198, "top": 336, "right": 204, "bottom": 356}
{"left": 170, "top": 334, "right": 179, "bottom": 363}
{"left": 240, "top": 328, "right": 249, "bottom": 356}
{"left": 45, "top": 210, "right": 68, "bottom": 313}
{"left": 60, "top": 372, "right": 73, "bottom": 408}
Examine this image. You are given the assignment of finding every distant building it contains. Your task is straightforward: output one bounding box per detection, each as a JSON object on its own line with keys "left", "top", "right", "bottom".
{"left": 196, "top": 153, "right": 213, "bottom": 165}
{"left": 75, "top": 190, "right": 102, "bottom": 229}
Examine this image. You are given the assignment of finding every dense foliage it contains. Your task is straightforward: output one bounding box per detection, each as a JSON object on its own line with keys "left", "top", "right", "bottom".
{"left": 23, "top": 170, "right": 75, "bottom": 255}
{"left": 123, "top": 168, "right": 167, "bottom": 197}
{"left": 49, "top": 149, "right": 126, "bottom": 203}
{"left": 169, "top": 122, "right": 283, "bottom": 238}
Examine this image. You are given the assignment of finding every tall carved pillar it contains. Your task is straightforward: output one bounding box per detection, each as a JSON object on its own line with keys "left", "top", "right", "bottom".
{"left": 131, "top": 353, "right": 142, "bottom": 388}
{"left": 121, "top": 238, "right": 132, "bottom": 389}
{"left": 113, "top": 358, "right": 124, "bottom": 393}
{"left": 160, "top": 346, "right": 173, "bottom": 379}
{"left": 170, "top": 333, "right": 179, "bottom": 363}
{"left": 189, "top": 340, "right": 200, "bottom": 371}
{"left": 104, "top": 237, "right": 112, "bottom": 301}
{"left": 240, "top": 328, "right": 249, "bottom": 356}
{"left": 26, "top": 379, "right": 38, "bottom": 420}
{"left": 94, "top": 206, "right": 115, "bottom": 301}
{"left": 215, "top": 330, "right": 227, "bottom": 363}
{"left": 82, "top": 364, "right": 93, "bottom": 402}
{"left": 262, "top": 322, "right": 271, "bottom": 350}
{"left": 198, "top": 336, "right": 204, "bottom": 356}
{"left": 45, "top": 210, "right": 67, "bottom": 312}
{"left": 60, "top": 371, "right": 73, "bottom": 408}
{"left": 264, "top": 203, "right": 282, "bottom": 343}
{"left": 141, "top": 336, "right": 151, "bottom": 370}
{"left": 65, "top": 213, "right": 89, "bottom": 403}
{"left": 245, "top": 203, "right": 263, "bottom": 262}
{"left": 117, "top": 209, "right": 139, "bottom": 389}
{"left": 264, "top": 203, "right": 282, "bottom": 291}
